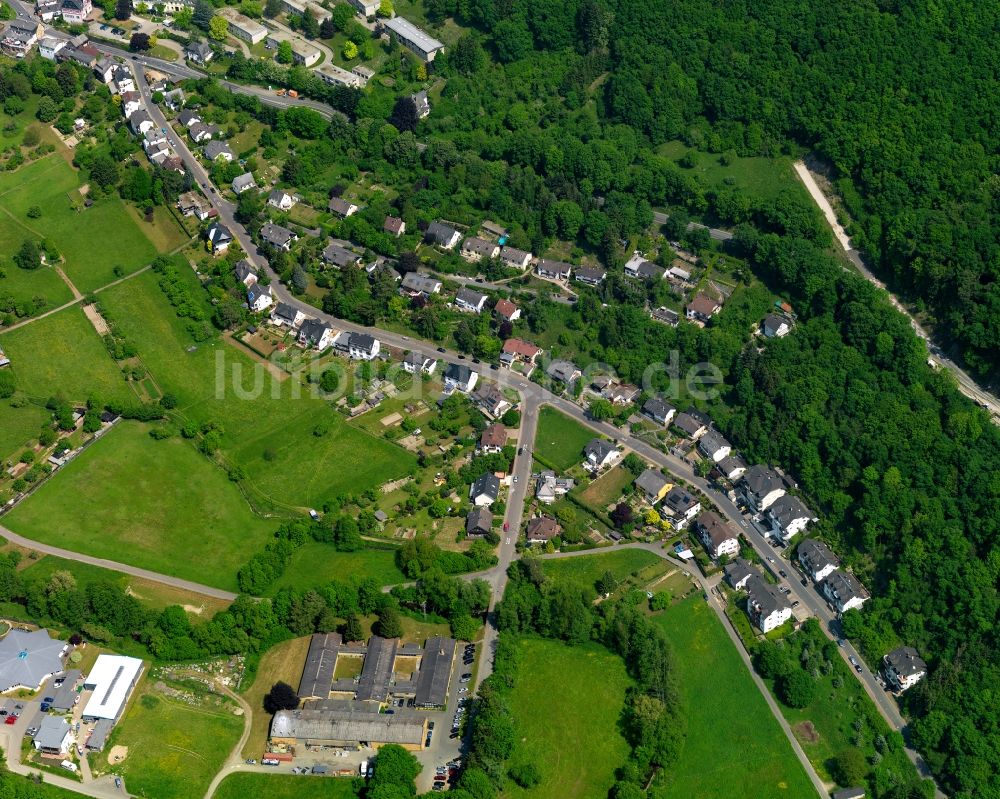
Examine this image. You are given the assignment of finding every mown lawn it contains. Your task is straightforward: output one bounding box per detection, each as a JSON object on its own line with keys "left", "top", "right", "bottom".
{"left": 100, "top": 270, "right": 415, "bottom": 508}
{"left": 3, "top": 422, "right": 275, "bottom": 592}
{"left": 215, "top": 774, "right": 358, "bottom": 799}
{"left": 576, "top": 465, "right": 634, "bottom": 513}
{"left": 540, "top": 549, "right": 661, "bottom": 592}
{"left": 650, "top": 597, "right": 816, "bottom": 799}
{"left": 0, "top": 156, "right": 158, "bottom": 292}
{"left": 241, "top": 635, "right": 312, "bottom": 759}
{"left": 502, "top": 637, "right": 632, "bottom": 799}
{"left": 0, "top": 306, "right": 133, "bottom": 403}
{"left": 268, "top": 542, "right": 406, "bottom": 595}
{"left": 534, "top": 406, "right": 594, "bottom": 471}
{"left": 107, "top": 679, "right": 243, "bottom": 799}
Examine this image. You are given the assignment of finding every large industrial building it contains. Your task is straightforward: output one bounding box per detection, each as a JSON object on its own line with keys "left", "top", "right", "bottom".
{"left": 271, "top": 702, "right": 428, "bottom": 752}
{"left": 0, "top": 629, "right": 68, "bottom": 693}
{"left": 81, "top": 655, "right": 144, "bottom": 722}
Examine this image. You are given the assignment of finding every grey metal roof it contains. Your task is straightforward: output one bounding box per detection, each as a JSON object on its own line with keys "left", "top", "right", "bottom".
{"left": 0, "top": 629, "right": 66, "bottom": 691}
{"left": 86, "top": 718, "right": 113, "bottom": 751}
{"left": 414, "top": 636, "right": 455, "bottom": 707}
{"left": 33, "top": 715, "right": 70, "bottom": 751}
{"left": 51, "top": 669, "right": 81, "bottom": 711}
{"left": 356, "top": 636, "right": 397, "bottom": 702}
{"left": 298, "top": 632, "right": 342, "bottom": 699}
{"left": 383, "top": 16, "right": 444, "bottom": 53}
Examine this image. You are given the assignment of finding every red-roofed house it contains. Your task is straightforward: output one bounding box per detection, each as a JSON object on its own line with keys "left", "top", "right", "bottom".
{"left": 478, "top": 423, "right": 507, "bottom": 454}
{"left": 501, "top": 338, "right": 542, "bottom": 369}
{"left": 494, "top": 298, "right": 521, "bottom": 323}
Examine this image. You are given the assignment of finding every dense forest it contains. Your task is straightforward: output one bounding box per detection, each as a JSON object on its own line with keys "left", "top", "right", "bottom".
{"left": 444, "top": 0, "right": 1000, "bottom": 380}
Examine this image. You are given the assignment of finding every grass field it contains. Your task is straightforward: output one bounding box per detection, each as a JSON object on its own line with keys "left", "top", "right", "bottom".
{"left": 99, "top": 270, "right": 415, "bottom": 508}
{"left": 3, "top": 422, "right": 275, "bottom": 592}
{"left": 269, "top": 543, "right": 406, "bottom": 595}
{"left": 0, "top": 156, "right": 158, "bottom": 292}
{"left": 576, "top": 466, "right": 634, "bottom": 512}
{"left": 215, "top": 774, "right": 358, "bottom": 799}
{"left": 0, "top": 305, "right": 133, "bottom": 403}
{"left": 241, "top": 636, "right": 312, "bottom": 759}
{"left": 656, "top": 142, "right": 806, "bottom": 203}
{"left": 107, "top": 679, "right": 243, "bottom": 799}
{"left": 0, "top": 262, "right": 74, "bottom": 316}
{"left": 0, "top": 401, "right": 49, "bottom": 461}
{"left": 503, "top": 637, "right": 632, "bottom": 799}
{"left": 651, "top": 597, "right": 816, "bottom": 799}
{"left": 534, "top": 406, "right": 594, "bottom": 471}
{"left": 540, "top": 549, "right": 661, "bottom": 591}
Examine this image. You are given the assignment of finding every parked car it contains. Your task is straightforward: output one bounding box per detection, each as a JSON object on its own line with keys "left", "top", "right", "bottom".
{"left": 778, "top": 569, "right": 787, "bottom": 578}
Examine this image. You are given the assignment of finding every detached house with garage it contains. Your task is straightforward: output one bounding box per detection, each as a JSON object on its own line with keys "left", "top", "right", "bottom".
{"left": 745, "top": 575, "right": 793, "bottom": 633}
{"left": 546, "top": 359, "right": 581, "bottom": 385}
{"left": 583, "top": 439, "right": 620, "bottom": 471}
{"left": 663, "top": 486, "right": 701, "bottom": 529}
{"left": 322, "top": 243, "right": 362, "bottom": 270}
{"left": 642, "top": 397, "right": 676, "bottom": 426}
{"left": 348, "top": 333, "right": 380, "bottom": 361}
{"left": 797, "top": 538, "right": 840, "bottom": 583}
{"left": 402, "top": 351, "right": 437, "bottom": 375}
{"left": 696, "top": 511, "right": 740, "bottom": 560}
{"left": 260, "top": 222, "right": 297, "bottom": 252}
{"left": 400, "top": 273, "right": 442, "bottom": 298}
{"left": 573, "top": 265, "right": 606, "bottom": 286}
{"left": 465, "top": 508, "right": 493, "bottom": 539}
{"left": 635, "top": 469, "right": 671, "bottom": 505}
{"left": 697, "top": 430, "right": 732, "bottom": 463}
{"left": 247, "top": 283, "right": 273, "bottom": 313}
{"left": 686, "top": 293, "right": 721, "bottom": 322}
{"left": 328, "top": 197, "right": 358, "bottom": 218}
{"left": 672, "top": 411, "right": 707, "bottom": 440}
{"left": 883, "top": 647, "right": 927, "bottom": 693}
{"left": 232, "top": 173, "right": 257, "bottom": 194}
{"left": 500, "top": 246, "right": 532, "bottom": 270}
{"left": 271, "top": 302, "right": 306, "bottom": 329}
{"left": 383, "top": 216, "right": 405, "bottom": 237}
{"left": 455, "top": 288, "right": 488, "bottom": 314}
{"left": 298, "top": 319, "right": 335, "bottom": 351}
{"left": 526, "top": 516, "right": 561, "bottom": 544}
{"left": 822, "top": 570, "right": 870, "bottom": 614}
{"left": 206, "top": 222, "right": 233, "bottom": 254}
{"left": 443, "top": 363, "right": 478, "bottom": 394}
{"left": 500, "top": 338, "right": 542, "bottom": 369}
{"left": 268, "top": 189, "right": 298, "bottom": 210}
{"left": 761, "top": 313, "right": 792, "bottom": 338}
{"left": 767, "top": 494, "right": 817, "bottom": 542}
{"left": 536, "top": 259, "right": 571, "bottom": 281}
{"left": 461, "top": 237, "right": 500, "bottom": 263}
{"left": 494, "top": 298, "right": 520, "bottom": 324}
{"left": 478, "top": 423, "right": 507, "bottom": 454}
{"left": 473, "top": 384, "right": 511, "bottom": 419}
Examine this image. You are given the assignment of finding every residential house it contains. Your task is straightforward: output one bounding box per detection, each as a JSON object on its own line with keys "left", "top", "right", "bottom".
{"left": 465, "top": 508, "right": 493, "bottom": 539}
{"left": 348, "top": 333, "right": 380, "bottom": 361}
{"left": 411, "top": 90, "right": 430, "bottom": 118}
{"left": 298, "top": 319, "right": 335, "bottom": 351}
{"left": 455, "top": 288, "right": 488, "bottom": 314}
{"left": 535, "top": 471, "right": 574, "bottom": 504}
{"left": 672, "top": 411, "right": 707, "bottom": 440}
{"left": 761, "top": 313, "right": 792, "bottom": 338}
{"left": 260, "top": 222, "right": 298, "bottom": 252}
{"left": 328, "top": 197, "right": 358, "bottom": 217}
{"left": 823, "top": 570, "right": 869, "bottom": 613}
{"left": 234, "top": 260, "right": 258, "bottom": 286}
{"left": 650, "top": 307, "right": 679, "bottom": 326}
{"left": 573, "top": 265, "right": 606, "bottom": 286}
{"left": 478, "top": 423, "right": 507, "bottom": 454}
{"left": 402, "top": 351, "right": 437, "bottom": 375}
{"left": 232, "top": 173, "right": 257, "bottom": 194}
{"left": 383, "top": 216, "right": 405, "bottom": 237}
{"left": 583, "top": 438, "right": 620, "bottom": 470}
{"left": 322, "top": 242, "right": 362, "bottom": 269}
{"left": 740, "top": 465, "right": 786, "bottom": 513}
{"left": 32, "top": 716, "right": 71, "bottom": 755}
{"left": 686, "top": 293, "right": 721, "bottom": 322}
{"left": 271, "top": 302, "right": 305, "bottom": 329}
{"left": 724, "top": 558, "right": 760, "bottom": 591}
{"left": 142, "top": 127, "right": 167, "bottom": 152}
{"left": 469, "top": 473, "right": 500, "bottom": 507}
{"left": 767, "top": 494, "right": 817, "bottom": 542}
{"left": 316, "top": 62, "right": 364, "bottom": 88}
{"left": 59, "top": 42, "right": 99, "bottom": 69}
{"left": 219, "top": 7, "right": 268, "bottom": 44}
{"left": 717, "top": 455, "right": 748, "bottom": 481}
{"left": 400, "top": 272, "right": 442, "bottom": 297}
{"left": 635, "top": 469, "right": 671, "bottom": 505}
{"left": 500, "top": 246, "right": 532, "bottom": 270}
{"left": 2, "top": 20, "right": 43, "bottom": 57}
{"left": 797, "top": 538, "right": 840, "bottom": 583}
{"left": 663, "top": 486, "right": 701, "bottom": 529}
{"left": 500, "top": 338, "right": 541, "bottom": 369}
{"left": 35, "top": 1, "right": 61, "bottom": 23}
{"left": 536, "top": 259, "right": 571, "bottom": 281}
{"left": 120, "top": 91, "right": 142, "bottom": 118}
{"left": 347, "top": 0, "right": 377, "bottom": 17}
{"left": 546, "top": 359, "right": 581, "bottom": 385}
{"left": 59, "top": 0, "right": 91, "bottom": 23}
{"left": 525, "top": 516, "right": 561, "bottom": 544}
{"left": 176, "top": 191, "right": 214, "bottom": 221}
{"left": 247, "top": 283, "right": 273, "bottom": 313}
{"left": 128, "top": 110, "right": 154, "bottom": 136}
{"left": 205, "top": 221, "right": 232, "bottom": 254}
{"left": 444, "top": 363, "right": 478, "bottom": 393}
{"left": 381, "top": 16, "right": 445, "bottom": 62}
{"left": 472, "top": 384, "right": 511, "bottom": 419}
{"left": 696, "top": 511, "right": 739, "bottom": 560}
{"left": 189, "top": 122, "right": 214, "bottom": 143}
{"left": 642, "top": 397, "right": 676, "bottom": 426}
{"left": 204, "top": 140, "right": 234, "bottom": 162}
{"left": 667, "top": 265, "right": 691, "bottom": 283}
{"left": 460, "top": 237, "right": 499, "bottom": 262}
{"left": 426, "top": 221, "right": 461, "bottom": 249}
{"left": 38, "top": 36, "right": 66, "bottom": 60}
{"left": 624, "top": 252, "right": 665, "bottom": 281}
{"left": 162, "top": 88, "right": 185, "bottom": 110}
{"left": 110, "top": 65, "right": 134, "bottom": 94}
{"left": 603, "top": 383, "right": 640, "bottom": 406}
{"left": 883, "top": 647, "right": 927, "bottom": 693}
{"left": 177, "top": 109, "right": 201, "bottom": 128}
{"left": 698, "top": 430, "right": 732, "bottom": 463}
{"left": 494, "top": 298, "right": 520, "bottom": 323}
{"left": 745, "top": 575, "right": 793, "bottom": 633}
{"left": 185, "top": 40, "right": 213, "bottom": 63}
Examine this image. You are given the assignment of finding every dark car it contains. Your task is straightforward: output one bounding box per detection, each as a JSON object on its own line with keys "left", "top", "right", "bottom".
{"left": 461, "top": 672, "right": 472, "bottom": 679}
{"left": 778, "top": 569, "right": 787, "bottom": 578}
{"left": 800, "top": 577, "right": 809, "bottom": 586}
{"left": 437, "top": 347, "right": 446, "bottom": 353}
{"left": 472, "top": 357, "right": 480, "bottom": 364}
{"left": 458, "top": 354, "right": 466, "bottom": 360}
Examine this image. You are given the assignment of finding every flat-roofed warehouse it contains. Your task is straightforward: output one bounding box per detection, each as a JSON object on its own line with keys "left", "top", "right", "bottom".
{"left": 298, "top": 632, "right": 342, "bottom": 701}
{"left": 271, "top": 705, "right": 428, "bottom": 751}
{"left": 414, "top": 635, "right": 455, "bottom": 708}
{"left": 82, "top": 655, "right": 144, "bottom": 722}
{"left": 381, "top": 17, "right": 444, "bottom": 62}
